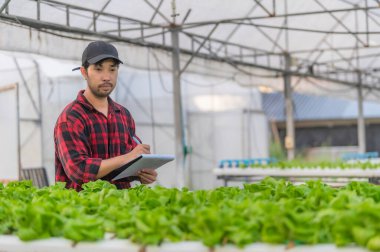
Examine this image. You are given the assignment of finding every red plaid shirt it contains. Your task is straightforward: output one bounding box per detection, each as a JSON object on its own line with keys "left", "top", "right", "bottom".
{"left": 54, "top": 90, "right": 139, "bottom": 191}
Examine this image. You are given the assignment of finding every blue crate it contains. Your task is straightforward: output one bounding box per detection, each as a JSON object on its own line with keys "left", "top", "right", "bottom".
{"left": 341, "top": 152, "right": 379, "bottom": 161}
{"left": 218, "top": 158, "right": 277, "bottom": 168}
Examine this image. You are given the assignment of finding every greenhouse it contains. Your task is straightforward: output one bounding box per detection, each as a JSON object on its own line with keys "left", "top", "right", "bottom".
{"left": 1, "top": 0, "right": 380, "bottom": 251}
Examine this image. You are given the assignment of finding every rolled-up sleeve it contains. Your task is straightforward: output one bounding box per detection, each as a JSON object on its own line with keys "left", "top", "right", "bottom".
{"left": 55, "top": 121, "right": 101, "bottom": 185}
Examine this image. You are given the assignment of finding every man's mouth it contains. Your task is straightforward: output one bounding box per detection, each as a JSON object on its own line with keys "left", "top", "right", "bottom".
{"left": 99, "top": 83, "right": 112, "bottom": 88}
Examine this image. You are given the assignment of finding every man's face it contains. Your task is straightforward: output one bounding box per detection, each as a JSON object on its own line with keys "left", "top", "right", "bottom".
{"left": 82, "top": 59, "right": 119, "bottom": 98}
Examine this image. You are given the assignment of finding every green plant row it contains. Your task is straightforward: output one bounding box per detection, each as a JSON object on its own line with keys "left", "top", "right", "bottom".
{"left": 2, "top": 178, "right": 380, "bottom": 251}
{"left": 238, "top": 160, "right": 380, "bottom": 169}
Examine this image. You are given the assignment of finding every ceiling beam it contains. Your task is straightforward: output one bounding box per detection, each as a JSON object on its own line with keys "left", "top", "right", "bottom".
{"left": 183, "top": 5, "right": 380, "bottom": 27}
{"left": 0, "top": 0, "right": 11, "bottom": 14}
{"left": 2, "top": 1, "right": 380, "bottom": 91}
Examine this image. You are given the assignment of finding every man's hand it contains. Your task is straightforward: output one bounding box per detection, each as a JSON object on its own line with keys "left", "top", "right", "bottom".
{"left": 129, "top": 144, "right": 156, "bottom": 184}
{"left": 130, "top": 144, "right": 150, "bottom": 159}
{"left": 138, "top": 169, "right": 157, "bottom": 184}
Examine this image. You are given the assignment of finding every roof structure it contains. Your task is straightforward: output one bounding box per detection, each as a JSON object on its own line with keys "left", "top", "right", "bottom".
{"left": 1, "top": 0, "right": 380, "bottom": 95}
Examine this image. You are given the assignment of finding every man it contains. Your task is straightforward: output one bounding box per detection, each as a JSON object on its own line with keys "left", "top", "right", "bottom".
{"left": 54, "top": 41, "right": 157, "bottom": 191}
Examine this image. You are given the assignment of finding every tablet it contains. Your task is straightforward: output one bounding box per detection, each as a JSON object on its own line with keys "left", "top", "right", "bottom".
{"left": 111, "top": 154, "right": 175, "bottom": 181}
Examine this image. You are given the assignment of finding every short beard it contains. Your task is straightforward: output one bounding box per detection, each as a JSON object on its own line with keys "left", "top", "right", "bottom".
{"left": 88, "top": 84, "right": 114, "bottom": 98}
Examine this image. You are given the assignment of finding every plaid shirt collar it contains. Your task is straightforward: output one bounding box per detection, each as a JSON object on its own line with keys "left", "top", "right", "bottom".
{"left": 76, "top": 90, "right": 121, "bottom": 113}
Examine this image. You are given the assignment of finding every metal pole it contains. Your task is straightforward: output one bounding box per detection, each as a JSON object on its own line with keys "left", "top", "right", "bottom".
{"left": 357, "top": 72, "right": 366, "bottom": 153}
{"left": 66, "top": 6, "right": 70, "bottom": 26}
{"left": 37, "top": 0, "right": 40, "bottom": 20}
{"left": 284, "top": 53, "right": 295, "bottom": 160}
{"left": 355, "top": 4, "right": 366, "bottom": 154}
{"left": 16, "top": 83, "right": 21, "bottom": 180}
{"left": 34, "top": 60, "right": 44, "bottom": 169}
{"left": 0, "top": 0, "right": 12, "bottom": 14}
{"left": 171, "top": 28, "right": 186, "bottom": 187}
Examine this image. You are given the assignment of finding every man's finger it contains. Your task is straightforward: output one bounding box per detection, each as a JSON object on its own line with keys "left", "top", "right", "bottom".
{"left": 139, "top": 176, "right": 155, "bottom": 184}
{"left": 140, "top": 145, "right": 151, "bottom": 154}
{"left": 141, "top": 144, "right": 150, "bottom": 149}
{"left": 139, "top": 173, "right": 156, "bottom": 182}
{"left": 141, "top": 178, "right": 154, "bottom": 184}
{"left": 138, "top": 171, "right": 156, "bottom": 183}
{"left": 141, "top": 169, "right": 157, "bottom": 176}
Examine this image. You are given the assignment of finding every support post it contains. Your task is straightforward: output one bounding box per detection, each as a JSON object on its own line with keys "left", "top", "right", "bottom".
{"left": 34, "top": 60, "right": 44, "bottom": 169}
{"left": 171, "top": 28, "right": 187, "bottom": 187}
{"left": 16, "top": 83, "right": 21, "bottom": 180}
{"left": 284, "top": 53, "right": 295, "bottom": 160}
{"left": 357, "top": 71, "right": 366, "bottom": 154}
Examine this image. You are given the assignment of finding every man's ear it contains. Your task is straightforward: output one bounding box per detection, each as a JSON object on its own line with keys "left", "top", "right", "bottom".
{"left": 80, "top": 66, "right": 88, "bottom": 80}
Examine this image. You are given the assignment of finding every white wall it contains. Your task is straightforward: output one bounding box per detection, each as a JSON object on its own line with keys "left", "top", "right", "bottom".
{"left": 0, "top": 87, "right": 18, "bottom": 181}
{"left": 188, "top": 110, "right": 269, "bottom": 190}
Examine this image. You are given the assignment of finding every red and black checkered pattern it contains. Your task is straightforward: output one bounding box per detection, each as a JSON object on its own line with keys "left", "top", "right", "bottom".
{"left": 54, "top": 90, "right": 139, "bottom": 191}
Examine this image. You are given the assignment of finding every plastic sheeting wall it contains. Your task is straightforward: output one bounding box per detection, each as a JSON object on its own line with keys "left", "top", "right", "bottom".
{"left": 0, "top": 87, "right": 18, "bottom": 181}
{"left": 188, "top": 109, "right": 269, "bottom": 189}
{"left": 0, "top": 54, "right": 44, "bottom": 181}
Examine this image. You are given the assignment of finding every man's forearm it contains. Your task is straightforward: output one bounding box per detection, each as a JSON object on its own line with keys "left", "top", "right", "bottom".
{"left": 96, "top": 153, "right": 135, "bottom": 179}
{"left": 96, "top": 143, "right": 151, "bottom": 179}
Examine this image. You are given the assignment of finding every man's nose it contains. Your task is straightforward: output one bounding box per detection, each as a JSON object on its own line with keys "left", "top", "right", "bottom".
{"left": 102, "top": 72, "right": 111, "bottom": 81}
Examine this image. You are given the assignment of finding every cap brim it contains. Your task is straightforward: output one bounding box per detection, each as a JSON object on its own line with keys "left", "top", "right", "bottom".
{"left": 88, "top": 54, "right": 123, "bottom": 64}
{"left": 72, "top": 67, "right": 81, "bottom": 71}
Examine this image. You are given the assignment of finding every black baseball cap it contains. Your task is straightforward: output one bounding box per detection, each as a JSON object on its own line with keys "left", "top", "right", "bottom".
{"left": 72, "top": 41, "right": 123, "bottom": 71}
